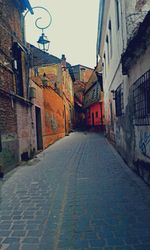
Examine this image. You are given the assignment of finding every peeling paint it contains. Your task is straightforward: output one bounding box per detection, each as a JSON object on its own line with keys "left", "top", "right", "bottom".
{"left": 45, "top": 112, "right": 58, "bottom": 132}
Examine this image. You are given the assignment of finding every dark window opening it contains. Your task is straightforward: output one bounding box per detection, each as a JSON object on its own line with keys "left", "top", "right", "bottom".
{"left": 21, "top": 152, "right": 29, "bottom": 161}
{"left": 110, "top": 102, "right": 114, "bottom": 127}
{"left": 92, "top": 112, "right": 94, "bottom": 126}
{"left": 115, "top": 83, "right": 124, "bottom": 117}
{"left": 103, "top": 53, "right": 106, "bottom": 76}
{"left": 106, "top": 35, "right": 110, "bottom": 64}
{"left": 87, "top": 109, "right": 90, "bottom": 118}
{"left": 12, "top": 42, "right": 24, "bottom": 97}
{"left": 0, "top": 133, "right": 2, "bottom": 152}
{"left": 109, "top": 20, "right": 113, "bottom": 58}
{"left": 42, "top": 73, "right": 48, "bottom": 87}
{"left": 96, "top": 111, "right": 98, "bottom": 118}
{"left": 133, "top": 70, "right": 150, "bottom": 124}
{"left": 35, "top": 107, "right": 43, "bottom": 150}
{"left": 34, "top": 67, "right": 39, "bottom": 76}
{"left": 92, "top": 89, "right": 96, "bottom": 99}
{"left": 115, "top": 0, "right": 120, "bottom": 30}
{"left": 54, "top": 82, "right": 57, "bottom": 89}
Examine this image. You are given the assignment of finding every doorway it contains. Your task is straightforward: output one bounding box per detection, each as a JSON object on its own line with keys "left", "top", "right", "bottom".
{"left": 92, "top": 112, "right": 94, "bottom": 126}
{"left": 35, "top": 107, "right": 43, "bottom": 150}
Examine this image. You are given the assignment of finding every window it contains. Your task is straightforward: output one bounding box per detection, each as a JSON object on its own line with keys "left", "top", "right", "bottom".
{"left": 42, "top": 73, "right": 48, "bottom": 87}
{"left": 92, "top": 89, "right": 96, "bottom": 99}
{"left": 34, "top": 67, "right": 39, "bottom": 76}
{"left": 103, "top": 53, "right": 106, "bottom": 76}
{"left": 133, "top": 70, "right": 150, "bottom": 124}
{"left": 109, "top": 20, "right": 113, "bottom": 58}
{"left": 106, "top": 35, "right": 110, "bottom": 65}
{"left": 110, "top": 102, "right": 114, "bottom": 127}
{"left": 115, "top": 83, "right": 124, "bottom": 117}
{"left": 12, "top": 43, "right": 24, "bottom": 97}
{"left": 115, "top": 0, "right": 120, "bottom": 30}
{"left": 87, "top": 109, "right": 90, "bottom": 118}
{"left": 54, "top": 82, "right": 57, "bottom": 89}
{"left": 0, "top": 132, "right": 2, "bottom": 152}
{"left": 96, "top": 111, "right": 98, "bottom": 118}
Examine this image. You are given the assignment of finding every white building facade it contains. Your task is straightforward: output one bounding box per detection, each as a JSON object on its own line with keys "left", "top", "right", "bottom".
{"left": 97, "top": 0, "right": 150, "bottom": 184}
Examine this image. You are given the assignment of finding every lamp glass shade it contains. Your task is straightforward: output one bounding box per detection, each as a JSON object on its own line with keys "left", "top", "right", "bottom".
{"left": 37, "top": 33, "right": 50, "bottom": 51}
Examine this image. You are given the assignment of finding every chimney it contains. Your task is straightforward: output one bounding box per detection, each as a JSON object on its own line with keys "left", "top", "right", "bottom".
{"left": 61, "top": 54, "right": 66, "bottom": 70}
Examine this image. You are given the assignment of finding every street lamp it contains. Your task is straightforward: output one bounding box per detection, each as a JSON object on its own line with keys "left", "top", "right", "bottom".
{"left": 24, "top": 6, "right": 52, "bottom": 52}
{"left": 37, "top": 33, "right": 50, "bottom": 51}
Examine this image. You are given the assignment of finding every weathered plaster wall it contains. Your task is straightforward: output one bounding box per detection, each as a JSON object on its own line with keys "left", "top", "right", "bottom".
{"left": 97, "top": 0, "right": 150, "bottom": 184}
{"left": 127, "top": 45, "right": 150, "bottom": 168}
{"left": 82, "top": 68, "right": 93, "bottom": 83}
{"left": 43, "top": 88, "right": 65, "bottom": 148}
{"left": 86, "top": 102, "right": 104, "bottom": 127}
{"left": 125, "top": 0, "right": 150, "bottom": 41}
{"left": 113, "top": 28, "right": 150, "bottom": 184}
{"left": 125, "top": 0, "right": 150, "bottom": 13}
{"left": 72, "top": 65, "right": 93, "bottom": 83}
{"left": 31, "top": 63, "right": 74, "bottom": 147}
{"left": 16, "top": 102, "right": 35, "bottom": 161}
{"left": 30, "top": 80, "right": 44, "bottom": 152}
{"left": 63, "top": 70, "right": 74, "bottom": 106}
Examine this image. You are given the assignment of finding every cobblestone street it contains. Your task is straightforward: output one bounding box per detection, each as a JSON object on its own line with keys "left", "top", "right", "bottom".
{"left": 0, "top": 132, "right": 150, "bottom": 250}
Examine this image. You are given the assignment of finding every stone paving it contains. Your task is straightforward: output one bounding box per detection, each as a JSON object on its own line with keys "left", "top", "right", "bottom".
{"left": 0, "top": 132, "right": 150, "bottom": 250}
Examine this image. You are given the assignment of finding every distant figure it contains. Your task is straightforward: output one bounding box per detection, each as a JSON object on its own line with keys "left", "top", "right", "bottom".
{"left": 0, "top": 165, "right": 4, "bottom": 179}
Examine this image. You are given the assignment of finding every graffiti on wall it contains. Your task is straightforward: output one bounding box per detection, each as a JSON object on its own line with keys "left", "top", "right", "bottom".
{"left": 45, "top": 112, "right": 58, "bottom": 132}
{"left": 139, "top": 131, "right": 150, "bottom": 159}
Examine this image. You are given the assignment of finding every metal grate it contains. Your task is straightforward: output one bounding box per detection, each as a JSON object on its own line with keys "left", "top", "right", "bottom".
{"left": 133, "top": 70, "right": 150, "bottom": 124}
{"left": 115, "top": 83, "right": 124, "bottom": 117}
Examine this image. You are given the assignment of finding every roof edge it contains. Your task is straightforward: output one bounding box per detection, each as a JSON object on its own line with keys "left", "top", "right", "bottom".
{"left": 22, "top": 0, "right": 33, "bottom": 13}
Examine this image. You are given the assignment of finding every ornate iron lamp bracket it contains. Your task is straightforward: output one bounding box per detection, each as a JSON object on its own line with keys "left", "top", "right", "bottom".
{"left": 24, "top": 6, "right": 52, "bottom": 51}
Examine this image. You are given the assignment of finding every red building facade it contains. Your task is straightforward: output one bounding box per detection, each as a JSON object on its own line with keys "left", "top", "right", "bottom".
{"left": 85, "top": 102, "right": 104, "bottom": 127}
{"left": 84, "top": 70, "right": 104, "bottom": 130}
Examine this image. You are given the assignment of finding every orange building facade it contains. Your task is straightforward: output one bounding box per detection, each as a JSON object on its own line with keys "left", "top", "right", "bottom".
{"left": 71, "top": 65, "right": 93, "bottom": 129}
{"left": 43, "top": 87, "right": 65, "bottom": 147}
{"left": 30, "top": 60, "right": 74, "bottom": 150}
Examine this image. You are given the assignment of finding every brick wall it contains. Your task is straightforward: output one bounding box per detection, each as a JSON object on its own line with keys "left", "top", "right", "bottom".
{"left": 0, "top": 94, "right": 18, "bottom": 172}
{"left": 0, "top": 0, "right": 31, "bottom": 172}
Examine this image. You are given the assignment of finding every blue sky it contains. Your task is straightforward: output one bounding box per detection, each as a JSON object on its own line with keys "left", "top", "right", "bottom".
{"left": 25, "top": 0, "right": 99, "bottom": 68}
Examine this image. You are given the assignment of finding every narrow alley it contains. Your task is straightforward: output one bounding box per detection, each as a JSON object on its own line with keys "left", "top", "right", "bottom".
{"left": 0, "top": 132, "right": 150, "bottom": 250}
